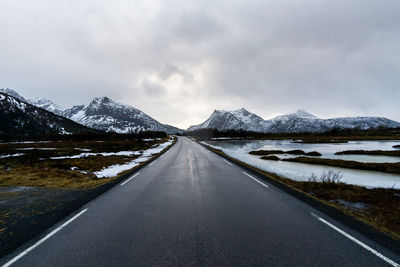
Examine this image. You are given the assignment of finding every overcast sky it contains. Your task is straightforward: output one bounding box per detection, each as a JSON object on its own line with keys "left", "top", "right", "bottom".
{"left": 1, "top": 0, "right": 399, "bottom": 129}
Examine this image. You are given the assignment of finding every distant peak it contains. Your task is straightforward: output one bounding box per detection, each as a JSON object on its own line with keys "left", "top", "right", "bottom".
{"left": 0, "top": 88, "right": 28, "bottom": 102}
{"left": 88, "top": 96, "right": 142, "bottom": 113}
{"left": 93, "top": 96, "right": 111, "bottom": 102}
{"left": 212, "top": 109, "right": 226, "bottom": 114}
{"left": 90, "top": 96, "right": 119, "bottom": 106}
{"left": 32, "top": 97, "right": 51, "bottom": 103}
{"left": 212, "top": 108, "right": 250, "bottom": 114}
{"left": 293, "top": 109, "right": 318, "bottom": 119}
{"left": 0, "top": 88, "right": 18, "bottom": 94}
{"left": 235, "top": 107, "right": 248, "bottom": 112}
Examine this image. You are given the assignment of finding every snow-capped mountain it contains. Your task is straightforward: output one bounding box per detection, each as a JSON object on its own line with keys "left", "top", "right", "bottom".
{"left": 187, "top": 108, "right": 267, "bottom": 132}
{"left": 0, "top": 92, "right": 92, "bottom": 137}
{"left": 266, "top": 110, "right": 400, "bottom": 133}
{"left": 62, "top": 97, "right": 182, "bottom": 134}
{"left": 0, "top": 88, "right": 181, "bottom": 134}
{"left": 1, "top": 89, "right": 64, "bottom": 116}
{"left": 188, "top": 109, "right": 400, "bottom": 133}
{"left": 30, "top": 97, "right": 64, "bottom": 116}
{"left": 0, "top": 88, "right": 29, "bottom": 103}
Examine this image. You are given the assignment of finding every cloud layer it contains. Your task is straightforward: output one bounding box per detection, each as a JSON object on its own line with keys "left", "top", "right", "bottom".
{"left": 1, "top": 0, "right": 399, "bottom": 128}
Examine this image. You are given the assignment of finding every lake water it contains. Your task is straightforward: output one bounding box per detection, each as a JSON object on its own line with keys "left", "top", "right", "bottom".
{"left": 203, "top": 140, "right": 400, "bottom": 189}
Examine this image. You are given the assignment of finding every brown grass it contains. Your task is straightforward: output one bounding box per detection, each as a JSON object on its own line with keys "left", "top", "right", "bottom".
{"left": 335, "top": 150, "right": 400, "bottom": 157}
{"left": 0, "top": 192, "right": 20, "bottom": 198}
{"left": 0, "top": 137, "right": 176, "bottom": 189}
{"left": 296, "top": 182, "right": 400, "bottom": 239}
{"left": 46, "top": 155, "right": 135, "bottom": 172}
{"left": 0, "top": 166, "right": 108, "bottom": 189}
{"left": 283, "top": 157, "right": 400, "bottom": 175}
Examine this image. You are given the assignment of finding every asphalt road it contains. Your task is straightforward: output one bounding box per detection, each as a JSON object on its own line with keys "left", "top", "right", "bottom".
{"left": 2, "top": 137, "right": 399, "bottom": 266}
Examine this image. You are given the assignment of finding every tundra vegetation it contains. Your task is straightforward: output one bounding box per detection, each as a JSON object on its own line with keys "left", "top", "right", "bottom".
{"left": 282, "top": 157, "right": 400, "bottom": 175}
{"left": 0, "top": 132, "right": 170, "bottom": 189}
{"left": 335, "top": 150, "right": 400, "bottom": 157}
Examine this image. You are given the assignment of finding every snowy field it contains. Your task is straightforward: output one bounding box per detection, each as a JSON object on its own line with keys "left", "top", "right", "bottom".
{"left": 0, "top": 137, "right": 174, "bottom": 181}
{"left": 203, "top": 140, "right": 400, "bottom": 189}
{"left": 94, "top": 138, "right": 173, "bottom": 178}
{"left": 50, "top": 150, "right": 142, "bottom": 160}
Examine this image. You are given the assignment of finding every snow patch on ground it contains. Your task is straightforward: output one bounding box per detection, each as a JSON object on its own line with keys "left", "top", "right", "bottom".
{"left": 0, "top": 153, "right": 25, "bottom": 159}
{"left": 0, "top": 141, "right": 52, "bottom": 144}
{"left": 74, "top": 148, "right": 91, "bottom": 152}
{"left": 50, "top": 150, "right": 142, "bottom": 160}
{"left": 142, "top": 138, "right": 162, "bottom": 141}
{"left": 94, "top": 139, "right": 173, "bottom": 178}
{"left": 59, "top": 127, "right": 72, "bottom": 135}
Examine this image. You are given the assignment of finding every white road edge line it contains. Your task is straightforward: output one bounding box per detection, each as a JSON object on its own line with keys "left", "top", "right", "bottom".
{"left": 3, "top": 208, "right": 88, "bottom": 267}
{"left": 223, "top": 159, "right": 233, "bottom": 166}
{"left": 311, "top": 213, "right": 399, "bottom": 267}
{"left": 149, "top": 161, "right": 156, "bottom": 166}
{"left": 242, "top": 171, "right": 269, "bottom": 188}
{"left": 120, "top": 172, "right": 140, "bottom": 186}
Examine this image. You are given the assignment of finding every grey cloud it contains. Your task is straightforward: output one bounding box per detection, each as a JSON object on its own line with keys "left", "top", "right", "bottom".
{"left": 159, "top": 64, "right": 194, "bottom": 84}
{"left": 142, "top": 79, "right": 167, "bottom": 96}
{"left": 0, "top": 0, "right": 399, "bottom": 128}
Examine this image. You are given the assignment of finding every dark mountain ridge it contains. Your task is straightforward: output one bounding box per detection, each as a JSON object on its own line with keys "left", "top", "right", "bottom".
{"left": 0, "top": 92, "right": 94, "bottom": 138}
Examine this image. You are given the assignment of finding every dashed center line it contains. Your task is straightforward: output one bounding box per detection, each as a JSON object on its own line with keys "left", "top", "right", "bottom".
{"left": 120, "top": 172, "right": 140, "bottom": 186}
{"left": 223, "top": 159, "right": 233, "bottom": 166}
{"left": 242, "top": 171, "right": 269, "bottom": 188}
{"left": 3, "top": 208, "right": 88, "bottom": 267}
{"left": 311, "top": 213, "right": 399, "bottom": 267}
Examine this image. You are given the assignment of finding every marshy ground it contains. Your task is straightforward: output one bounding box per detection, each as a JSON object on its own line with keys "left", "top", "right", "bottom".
{"left": 0, "top": 138, "right": 168, "bottom": 188}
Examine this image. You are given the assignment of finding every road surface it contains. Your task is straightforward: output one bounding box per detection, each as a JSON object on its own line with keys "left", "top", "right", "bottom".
{"left": 2, "top": 137, "right": 399, "bottom": 266}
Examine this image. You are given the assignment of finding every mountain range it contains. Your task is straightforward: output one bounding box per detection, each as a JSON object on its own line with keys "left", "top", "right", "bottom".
{"left": 188, "top": 108, "right": 400, "bottom": 133}
{"left": 0, "top": 88, "right": 182, "bottom": 134}
{"left": 2, "top": 88, "right": 399, "bottom": 135}
{"left": 0, "top": 92, "right": 92, "bottom": 137}
{"left": 61, "top": 97, "right": 181, "bottom": 134}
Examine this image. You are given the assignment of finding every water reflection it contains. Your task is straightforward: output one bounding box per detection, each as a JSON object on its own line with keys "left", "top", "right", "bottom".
{"left": 204, "top": 140, "right": 400, "bottom": 189}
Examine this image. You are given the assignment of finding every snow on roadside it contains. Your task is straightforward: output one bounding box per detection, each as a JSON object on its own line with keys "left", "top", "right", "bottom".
{"left": 0, "top": 141, "right": 52, "bottom": 145}
{"left": 50, "top": 150, "right": 142, "bottom": 160}
{"left": 94, "top": 138, "right": 173, "bottom": 178}
{"left": 74, "top": 148, "right": 91, "bottom": 152}
{"left": 142, "top": 138, "right": 162, "bottom": 141}
{"left": 0, "top": 153, "right": 25, "bottom": 159}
